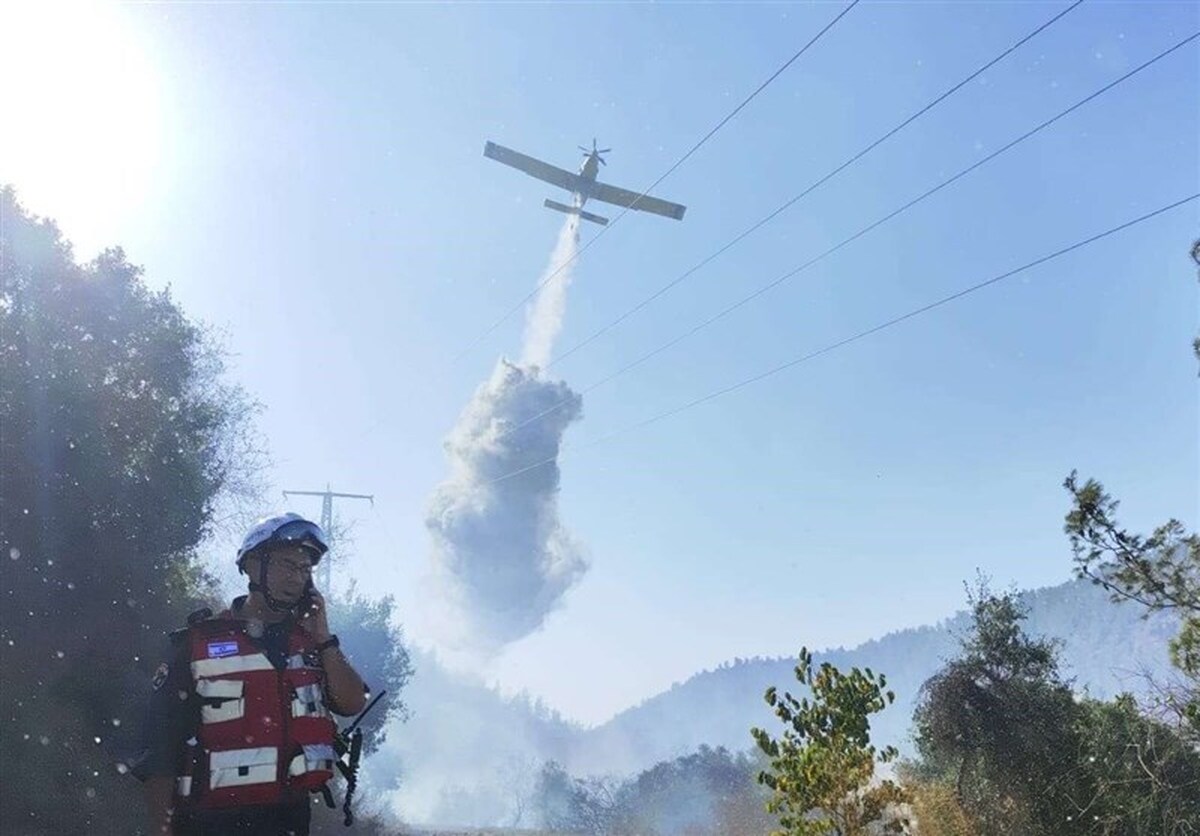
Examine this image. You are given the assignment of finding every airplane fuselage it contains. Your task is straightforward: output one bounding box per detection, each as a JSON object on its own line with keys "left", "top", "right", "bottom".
{"left": 573, "top": 153, "right": 603, "bottom": 207}
{"left": 578, "top": 153, "right": 602, "bottom": 182}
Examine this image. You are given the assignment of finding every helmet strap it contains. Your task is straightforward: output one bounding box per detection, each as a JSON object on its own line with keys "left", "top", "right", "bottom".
{"left": 247, "top": 554, "right": 298, "bottom": 614}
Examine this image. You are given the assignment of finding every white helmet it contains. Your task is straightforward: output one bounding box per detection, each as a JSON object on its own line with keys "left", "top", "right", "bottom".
{"left": 236, "top": 512, "right": 329, "bottom": 569}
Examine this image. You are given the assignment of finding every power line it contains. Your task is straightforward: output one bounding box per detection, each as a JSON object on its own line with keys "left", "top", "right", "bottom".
{"left": 485, "top": 192, "right": 1199, "bottom": 487}
{"left": 545, "top": 0, "right": 1084, "bottom": 371}
{"left": 450, "top": 0, "right": 861, "bottom": 364}
{"left": 488, "top": 29, "right": 1199, "bottom": 447}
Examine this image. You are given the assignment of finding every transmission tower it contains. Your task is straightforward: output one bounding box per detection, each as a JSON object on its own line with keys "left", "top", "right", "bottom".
{"left": 282, "top": 484, "right": 373, "bottom": 591}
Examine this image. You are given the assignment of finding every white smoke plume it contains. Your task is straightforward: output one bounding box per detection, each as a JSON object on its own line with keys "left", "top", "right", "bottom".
{"left": 521, "top": 216, "right": 580, "bottom": 369}
{"left": 426, "top": 360, "right": 585, "bottom": 652}
{"left": 426, "top": 217, "right": 587, "bottom": 653}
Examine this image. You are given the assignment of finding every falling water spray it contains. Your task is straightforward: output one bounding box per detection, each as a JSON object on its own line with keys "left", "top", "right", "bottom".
{"left": 521, "top": 216, "right": 580, "bottom": 369}
{"left": 426, "top": 217, "right": 587, "bottom": 653}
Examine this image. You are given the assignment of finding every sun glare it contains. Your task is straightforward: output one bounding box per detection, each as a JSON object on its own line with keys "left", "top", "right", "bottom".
{"left": 0, "top": 2, "right": 166, "bottom": 256}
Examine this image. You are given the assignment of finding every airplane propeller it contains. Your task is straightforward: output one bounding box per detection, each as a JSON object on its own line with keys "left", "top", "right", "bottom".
{"left": 579, "top": 138, "right": 611, "bottom": 164}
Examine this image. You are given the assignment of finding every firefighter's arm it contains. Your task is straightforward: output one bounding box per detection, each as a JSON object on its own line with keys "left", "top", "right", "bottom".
{"left": 320, "top": 641, "right": 368, "bottom": 715}
{"left": 134, "top": 637, "right": 195, "bottom": 833}
{"left": 143, "top": 777, "right": 175, "bottom": 834}
{"left": 299, "top": 590, "right": 367, "bottom": 715}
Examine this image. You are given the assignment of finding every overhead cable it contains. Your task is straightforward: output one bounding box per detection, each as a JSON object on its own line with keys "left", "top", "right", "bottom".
{"left": 545, "top": 0, "right": 1085, "bottom": 371}
{"left": 486, "top": 192, "right": 1199, "bottom": 486}
{"left": 490, "top": 29, "right": 1199, "bottom": 446}
{"left": 450, "top": 0, "right": 862, "bottom": 363}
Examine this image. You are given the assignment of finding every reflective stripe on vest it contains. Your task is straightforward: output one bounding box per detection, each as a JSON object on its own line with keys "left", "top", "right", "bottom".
{"left": 197, "top": 678, "right": 245, "bottom": 724}
{"left": 209, "top": 747, "right": 278, "bottom": 790}
{"left": 178, "top": 616, "right": 337, "bottom": 809}
{"left": 191, "top": 652, "right": 274, "bottom": 679}
{"left": 291, "top": 683, "right": 326, "bottom": 718}
{"left": 287, "top": 744, "right": 337, "bottom": 777}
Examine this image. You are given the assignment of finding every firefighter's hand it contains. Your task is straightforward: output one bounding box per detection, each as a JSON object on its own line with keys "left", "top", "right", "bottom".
{"left": 298, "top": 589, "right": 332, "bottom": 643}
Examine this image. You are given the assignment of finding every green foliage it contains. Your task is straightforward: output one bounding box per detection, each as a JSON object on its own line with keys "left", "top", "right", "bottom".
{"left": 0, "top": 187, "right": 260, "bottom": 832}
{"left": 1063, "top": 694, "right": 1200, "bottom": 834}
{"left": 611, "top": 745, "right": 774, "bottom": 836}
{"left": 752, "top": 648, "right": 908, "bottom": 836}
{"left": 911, "top": 581, "right": 1200, "bottom": 836}
{"left": 1063, "top": 471, "right": 1200, "bottom": 732}
{"left": 912, "top": 584, "right": 1080, "bottom": 835}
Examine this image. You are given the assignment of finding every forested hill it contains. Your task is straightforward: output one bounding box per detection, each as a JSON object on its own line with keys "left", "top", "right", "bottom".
{"left": 373, "top": 578, "right": 1176, "bottom": 821}
{"left": 570, "top": 579, "right": 1177, "bottom": 775}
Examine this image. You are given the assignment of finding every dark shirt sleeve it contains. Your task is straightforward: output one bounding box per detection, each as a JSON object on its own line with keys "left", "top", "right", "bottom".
{"left": 129, "top": 636, "right": 197, "bottom": 781}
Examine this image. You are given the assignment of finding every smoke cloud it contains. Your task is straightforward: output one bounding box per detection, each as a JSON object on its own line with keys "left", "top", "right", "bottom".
{"left": 425, "top": 360, "right": 585, "bottom": 651}
{"left": 426, "top": 218, "right": 587, "bottom": 652}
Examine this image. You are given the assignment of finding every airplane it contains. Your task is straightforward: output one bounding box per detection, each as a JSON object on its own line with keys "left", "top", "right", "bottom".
{"left": 483, "top": 139, "right": 687, "bottom": 226}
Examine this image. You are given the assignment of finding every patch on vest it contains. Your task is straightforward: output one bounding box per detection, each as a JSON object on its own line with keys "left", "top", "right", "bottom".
{"left": 151, "top": 663, "right": 169, "bottom": 691}
{"left": 207, "top": 641, "right": 239, "bottom": 658}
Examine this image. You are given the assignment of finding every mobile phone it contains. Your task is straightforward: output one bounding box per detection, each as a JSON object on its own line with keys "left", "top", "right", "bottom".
{"left": 298, "top": 578, "right": 317, "bottom": 615}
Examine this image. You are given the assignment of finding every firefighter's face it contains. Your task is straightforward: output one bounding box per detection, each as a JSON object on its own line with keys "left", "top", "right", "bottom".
{"left": 261, "top": 546, "right": 315, "bottom": 600}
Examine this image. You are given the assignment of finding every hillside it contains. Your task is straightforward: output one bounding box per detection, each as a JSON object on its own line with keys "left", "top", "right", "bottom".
{"left": 573, "top": 580, "right": 1176, "bottom": 775}
{"left": 371, "top": 579, "right": 1176, "bottom": 826}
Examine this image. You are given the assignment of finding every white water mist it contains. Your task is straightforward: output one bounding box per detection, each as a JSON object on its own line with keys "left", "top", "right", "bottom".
{"left": 521, "top": 216, "right": 580, "bottom": 369}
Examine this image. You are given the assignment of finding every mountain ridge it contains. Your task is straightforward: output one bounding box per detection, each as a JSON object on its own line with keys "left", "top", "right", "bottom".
{"left": 375, "top": 578, "right": 1176, "bottom": 824}
{"left": 572, "top": 579, "right": 1175, "bottom": 775}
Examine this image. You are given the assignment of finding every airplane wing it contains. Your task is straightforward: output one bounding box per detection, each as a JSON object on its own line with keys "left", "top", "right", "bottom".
{"left": 484, "top": 142, "right": 581, "bottom": 193}
{"left": 588, "top": 180, "right": 687, "bottom": 221}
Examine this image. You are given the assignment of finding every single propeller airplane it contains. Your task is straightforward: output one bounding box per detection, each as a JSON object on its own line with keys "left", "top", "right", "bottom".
{"left": 483, "top": 139, "right": 687, "bottom": 226}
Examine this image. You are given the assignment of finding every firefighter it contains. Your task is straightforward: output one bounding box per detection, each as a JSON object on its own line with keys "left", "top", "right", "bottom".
{"left": 134, "top": 513, "right": 367, "bottom": 835}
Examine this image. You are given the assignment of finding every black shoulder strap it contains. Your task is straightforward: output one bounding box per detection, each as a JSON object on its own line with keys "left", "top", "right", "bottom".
{"left": 172, "top": 609, "right": 246, "bottom": 645}
{"left": 187, "top": 607, "right": 214, "bottom": 626}
{"left": 168, "top": 607, "right": 214, "bottom": 645}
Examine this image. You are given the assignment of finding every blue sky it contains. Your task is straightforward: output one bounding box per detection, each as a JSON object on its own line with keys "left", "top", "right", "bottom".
{"left": 3, "top": 0, "right": 1196, "bottom": 724}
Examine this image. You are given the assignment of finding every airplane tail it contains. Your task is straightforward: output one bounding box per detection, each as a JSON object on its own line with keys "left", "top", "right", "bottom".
{"left": 544, "top": 199, "right": 608, "bottom": 226}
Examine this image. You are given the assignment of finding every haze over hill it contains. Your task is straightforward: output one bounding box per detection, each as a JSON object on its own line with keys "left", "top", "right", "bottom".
{"left": 370, "top": 578, "right": 1175, "bottom": 826}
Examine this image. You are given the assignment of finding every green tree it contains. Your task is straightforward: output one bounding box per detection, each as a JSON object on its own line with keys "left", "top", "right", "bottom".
{"left": 912, "top": 585, "right": 1081, "bottom": 835}
{"left": 1063, "top": 471, "right": 1200, "bottom": 734}
{"left": 1062, "top": 694, "right": 1200, "bottom": 834}
{"left": 910, "top": 582, "right": 1200, "bottom": 835}
{"left": 608, "top": 745, "right": 774, "bottom": 836}
{"left": 751, "top": 648, "right": 908, "bottom": 836}
{"left": 0, "top": 187, "right": 261, "bottom": 833}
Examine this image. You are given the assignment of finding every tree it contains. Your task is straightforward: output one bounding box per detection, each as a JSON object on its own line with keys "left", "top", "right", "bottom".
{"left": 523, "top": 747, "right": 772, "bottom": 835}
{"left": 1063, "top": 694, "right": 1200, "bottom": 834}
{"left": 1063, "top": 471, "right": 1200, "bottom": 735}
{"left": 0, "top": 187, "right": 262, "bottom": 832}
{"left": 608, "top": 745, "right": 774, "bottom": 836}
{"left": 912, "top": 581, "right": 1200, "bottom": 835}
{"left": 912, "top": 585, "right": 1081, "bottom": 835}
{"left": 751, "top": 648, "right": 908, "bottom": 836}
{"left": 530, "top": 760, "right": 620, "bottom": 835}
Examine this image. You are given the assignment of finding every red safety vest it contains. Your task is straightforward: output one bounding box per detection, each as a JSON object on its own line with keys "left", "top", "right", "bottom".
{"left": 174, "top": 614, "right": 337, "bottom": 809}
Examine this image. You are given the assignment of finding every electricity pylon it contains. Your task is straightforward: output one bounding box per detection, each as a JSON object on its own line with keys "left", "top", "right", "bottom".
{"left": 282, "top": 485, "right": 373, "bottom": 591}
